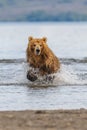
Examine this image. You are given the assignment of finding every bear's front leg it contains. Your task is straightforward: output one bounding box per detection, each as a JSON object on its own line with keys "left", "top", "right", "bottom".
{"left": 39, "top": 64, "right": 52, "bottom": 75}
{"left": 27, "top": 70, "right": 38, "bottom": 82}
{"left": 45, "top": 60, "right": 53, "bottom": 74}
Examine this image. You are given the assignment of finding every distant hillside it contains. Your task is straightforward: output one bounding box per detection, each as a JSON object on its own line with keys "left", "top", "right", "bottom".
{"left": 0, "top": 0, "right": 87, "bottom": 21}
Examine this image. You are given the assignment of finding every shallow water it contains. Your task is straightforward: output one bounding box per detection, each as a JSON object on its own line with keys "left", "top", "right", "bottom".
{"left": 0, "top": 22, "right": 87, "bottom": 110}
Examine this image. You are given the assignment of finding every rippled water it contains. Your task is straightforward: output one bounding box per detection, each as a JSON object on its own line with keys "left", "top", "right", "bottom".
{"left": 0, "top": 22, "right": 87, "bottom": 110}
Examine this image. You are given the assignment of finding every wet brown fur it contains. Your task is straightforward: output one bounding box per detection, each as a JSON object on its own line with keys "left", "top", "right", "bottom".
{"left": 26, "top": 36, "right": 60, "bottom": 75}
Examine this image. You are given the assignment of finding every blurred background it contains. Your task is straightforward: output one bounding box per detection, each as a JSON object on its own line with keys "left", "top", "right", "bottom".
{"left": 0, "top": 0, "right": 87, "bottom": 22}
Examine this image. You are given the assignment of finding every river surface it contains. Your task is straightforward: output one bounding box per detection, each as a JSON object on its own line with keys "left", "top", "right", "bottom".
{"left": 0, "top": 22, "right": 87, "bottom": 110}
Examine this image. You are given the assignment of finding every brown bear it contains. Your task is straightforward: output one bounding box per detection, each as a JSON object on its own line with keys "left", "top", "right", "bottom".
{"left": 26, "top": 36, "right": 60, "bottom": 78}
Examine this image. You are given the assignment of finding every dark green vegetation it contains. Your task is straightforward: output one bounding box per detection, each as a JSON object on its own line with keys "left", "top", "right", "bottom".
{"left": 0, "top": 0, "right": 87, "bottom": 21}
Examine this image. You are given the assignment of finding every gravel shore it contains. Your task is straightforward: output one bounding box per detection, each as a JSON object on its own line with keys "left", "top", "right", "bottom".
{"left": 0, "top": 109, "right": 87, "bottom": 130}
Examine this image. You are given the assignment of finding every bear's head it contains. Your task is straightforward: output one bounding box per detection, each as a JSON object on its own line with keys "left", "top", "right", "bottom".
{"left": 28, "top": 36, "right": 47, "bottom": 56}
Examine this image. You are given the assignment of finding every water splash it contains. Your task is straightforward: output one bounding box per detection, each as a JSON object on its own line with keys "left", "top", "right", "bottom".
{"left": 26, "top": 64, "right": 87, "bottom": 86}
{"left": 53, "top": 65, "right": 81, "bottom": 85}
{"left": 0, "top": 58, "right": 86, "bottom": 86}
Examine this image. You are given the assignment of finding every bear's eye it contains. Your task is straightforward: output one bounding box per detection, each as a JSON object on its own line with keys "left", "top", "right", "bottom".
{"left": 33, "top": 44, "right": 36, "bottom": 47}
{"left": 40, "top": 44, "right": 42, "bottom": 47}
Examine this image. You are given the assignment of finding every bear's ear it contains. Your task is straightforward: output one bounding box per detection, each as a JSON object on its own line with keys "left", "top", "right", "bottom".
{"left": 28, "top": 36, "right": 33, "bottom": 42}
{"left": 42, "top": 37, "right": 47, "bottom": 42}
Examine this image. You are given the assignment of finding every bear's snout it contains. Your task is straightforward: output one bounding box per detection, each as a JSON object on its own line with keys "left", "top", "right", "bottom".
{"left": 35, "top": 46, "right": 41, "bottom": 55}
{"left": 36, "top": 48, "right": 40, "bottom": 53}
{"left": 36, "top": 48, "right": 40, "bottom": 55}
